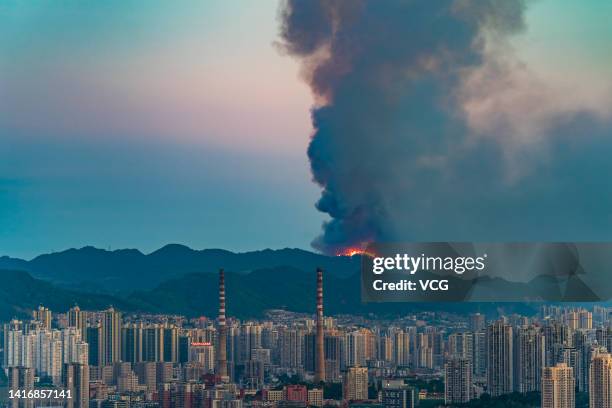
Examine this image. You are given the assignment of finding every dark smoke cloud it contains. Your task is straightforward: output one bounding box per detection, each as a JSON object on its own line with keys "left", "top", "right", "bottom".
{"left": 279, "top": 0, "right": 612, "bottom": 254}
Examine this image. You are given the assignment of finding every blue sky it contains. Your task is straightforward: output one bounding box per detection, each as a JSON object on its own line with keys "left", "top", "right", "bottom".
{"left": 0, "top": 1, "right": 322, "bottom": 258}
{"left": 1, "top": 0, "right": 611, "bottom": 258}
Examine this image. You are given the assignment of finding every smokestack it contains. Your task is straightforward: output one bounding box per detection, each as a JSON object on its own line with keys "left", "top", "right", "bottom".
{"left": 217, "top": 269, "right": 229, "bottom": 382}
{"left": 315, "top": 267, "right": 325, "bottom": 383}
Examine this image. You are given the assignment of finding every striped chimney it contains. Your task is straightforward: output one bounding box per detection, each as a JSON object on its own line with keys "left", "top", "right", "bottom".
{"left": 217, "top": 269, "right": 228, "bottom": 381}
{"left": 315, "top": 267, "right": 325, "bottom": 383}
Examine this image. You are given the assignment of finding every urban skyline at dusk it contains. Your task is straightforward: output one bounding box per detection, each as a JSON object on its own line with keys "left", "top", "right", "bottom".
{"left": 2, "top": 268, "right": 612, "bottom": 407}
{"left": 3, "top": 1, "right": 612, "bottom": 408}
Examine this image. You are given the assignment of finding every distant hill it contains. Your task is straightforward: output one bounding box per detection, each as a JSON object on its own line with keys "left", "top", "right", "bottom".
{"left": 0, "top": 245, "right": 361, "bottom": 293}
{"left": 0, "top": 266, "right": 542, "bottom": 320}
{"left": 0, "top": 246, "right": 548, "bottom": 320}
{"left": 0, "top": 269, "right": 132, "bottom": 321}
{"left": 130, "top": 267, "right": 541, "bottom": 318}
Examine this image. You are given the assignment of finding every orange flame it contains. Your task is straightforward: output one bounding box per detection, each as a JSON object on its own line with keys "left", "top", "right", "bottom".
{"left": 336, "top": 247, "right": 376, "bottom": 257}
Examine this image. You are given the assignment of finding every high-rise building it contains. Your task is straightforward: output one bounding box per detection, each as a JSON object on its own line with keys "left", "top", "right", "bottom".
{"left": 3, "top": 322, "right": 24, "bottom": 368}
{"left": 134, "top": 361, "right": 157, "bottom": 390}
{"left": 579, "top": 310, "right": 593, "bottom": 330}
{"left": 279, "top": 328, "right": 303, "bottom": 369}
{"left": 515, "top": 325, "right": 545, "bottom": 393}
{"left": 62, "top": 327, "right": 87, "bottom": 364}
{"left": 448, "top": 332, "right": 473, "bottom": 363}
{"left": 100, "top": 307, "right": 121, "bottom": 366}
{"left": 378, "top": 334, "right": 393, "bottom": 363}
{"left": 8, "top": 366, "right": 35, "bottom": 408}
{"left": 68, "top": 306, "right": 88, "bottom": 342}
{"left": 21, "top": 332, "right": 36, "bottom": 370}
{"left": 346, "top": 330, "right": 368, "bottom": 368}
{"left": 472, "top": 330, "right": 487, "bottom": 378}
{"left": 86, "top": 325, "right": 101, "bottom": 367}
{"left": 238, "top": 323, "right": 262, "bottom": 363}
{"left": 596, "top": 327, "right": 612, "bottom": 353}
{"left": 413, "top": 332, "right": 433, "bottom": 369}
{"left": 469, "top": 313, "right": 485, "bottom": 332}
{"left": 63, "top": 363, "right": 90, "bottom": 408}
{"left": 541, "top": 363, "right": 575, "bottom": 408}
{"left": 229, "top": 316, "right": 240, "bottom": 373}
{"left": 304, "top": 332, "right": 316, "bottom": 372}
{"left": 543, "top": 321, "right": 570, "bottom": 367}
{"left": 343, "top": 366, "right": 368, "bottom": 401}
{"left": 116, "top": 370, "right": 139, "bottom": 393}
{"left": 143, "top": 325, "right": 164, "bottom": 362}
{"left": 121, "top": 323, "right": 143, "bottom": 363}
{"left": 261, "top": 325, "right": 278, "bottom": 348}
{"left": 445, "top": 357, "right": 472, "bottom": 404}
{"left": 36, "top": 330, "right": 63, "bottom": 385}
{"left": 189, "top": 342, "right": 215, "bottom": 372}
{"left": 573, "top": 330, "right": 590, "bottom": 392}
{"left": 487, "top": 320, "right": 513, "bottom": 397}
{"left": 244, "top": 359, "right": 265, "bottom": 389}
{"left": 566, "top": 311, "right": 579, "bottom": 331}
{"left": 556, "top": 347, "right": 580, "bottom": 393}
{"left": 156, "top": 361, "right": 174, "bottom": 384}
{"left": 594, "top": 306, "right": 610, "bottom": 327}
{"left": 431, "top": 330, "right": 445, "bottom": 369}
{"left": 589, "top": 352, "right": 612, "bottom": 408}
{"left": 325, "top": 331, "right": 343, "bottom": 381}
{"left": 178, "top": 335, "right": 190, "bottom": 364}
{"left": 32, "top": 305, "right": 52, "bottom": 330}
{"left": 251, "top": 347, "right": 270, "bottom": 365}
{"left": 393, "top": 330, "right": 411, "bottom": 367}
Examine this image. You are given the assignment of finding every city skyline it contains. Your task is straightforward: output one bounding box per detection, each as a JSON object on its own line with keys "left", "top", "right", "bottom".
{"left": 3, "top": 2, "right": 612, "bottom": 407}
{"left": 3, "top": 295, "right": 612, "bottom": 407}
{"left": 0, "top": 251, "right": 610, "bottom": 408}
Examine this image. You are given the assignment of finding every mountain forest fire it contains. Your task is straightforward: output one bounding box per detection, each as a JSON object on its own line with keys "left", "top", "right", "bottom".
{"left": 336, "top": 247, "right": 375, "bottom": 257}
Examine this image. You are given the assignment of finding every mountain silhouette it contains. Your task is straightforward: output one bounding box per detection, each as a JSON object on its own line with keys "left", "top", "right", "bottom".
{"left": 0, "top": 245, "right": 585, "bottom": 319}
{"left": 0, "top": 245, "right": 361, "bottom": 293}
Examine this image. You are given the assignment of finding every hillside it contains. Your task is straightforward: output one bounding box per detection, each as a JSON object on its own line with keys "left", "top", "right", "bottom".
{"left": 0, "top": 269, "right": 132, "bottom": 321}
{"left": 0, "top": 266, "right": 543, "bottom": 320}
{"left": 0, "top": 246, "right": 551, "bottom": 320}
{"left": 130, "top": 267, "right": 541, "bottom": 318}
{"left": 0, "top": 245, "right": 361, "bottom": 293}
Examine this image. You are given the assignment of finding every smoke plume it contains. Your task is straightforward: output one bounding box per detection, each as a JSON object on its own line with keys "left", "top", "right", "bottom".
{"left": 279, "top": 0, "right": 612, "bottom": 254}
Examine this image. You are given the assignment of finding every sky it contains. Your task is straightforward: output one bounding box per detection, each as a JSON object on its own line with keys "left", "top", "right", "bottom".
{"left": 1, "top": 0, "right": 611, "bottom": 259}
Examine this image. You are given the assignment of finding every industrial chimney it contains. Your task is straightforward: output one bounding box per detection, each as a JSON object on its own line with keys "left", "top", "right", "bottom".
{"left": 217, "top": 269, "right": 229, "bottom": 382}
{"left": 315, "top": 267, "right": 325, "bottom": 383}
